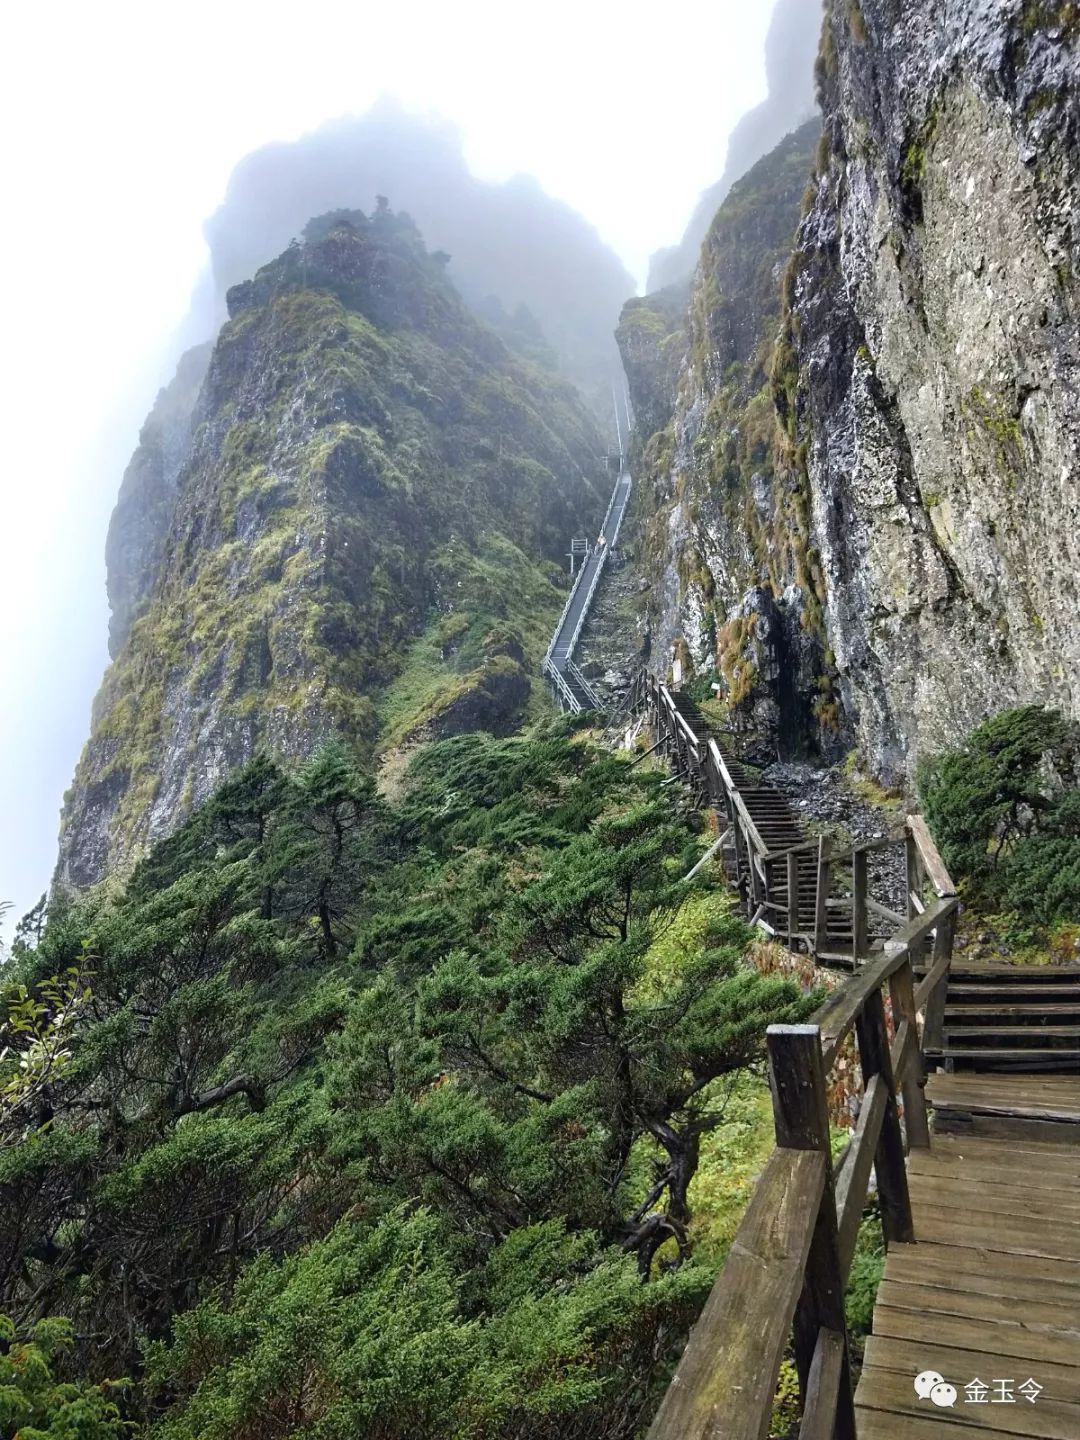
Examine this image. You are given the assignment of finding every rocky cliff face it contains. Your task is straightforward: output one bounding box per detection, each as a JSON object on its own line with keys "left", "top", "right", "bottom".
{"left": 196, "top": 102, "right": 633, "bottom": 411}
{"left": 791, "top": 0, "right": 1080, "bottom": 782}
{"left": 619, "top": 122, "right": 837, "bottom": 759}
{"left": 646, "top": 0, "right": 820, "bottom": 293}
{"left": 627, "top": 1, "right": 1080, "bottom": 783}
{"left": 105, "top": 343, "right": 211, "bottom": 657}
{"left": 58, "top": 207, "right": 605, "bottom": 889}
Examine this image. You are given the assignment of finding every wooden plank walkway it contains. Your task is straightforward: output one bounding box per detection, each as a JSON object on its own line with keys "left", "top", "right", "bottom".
{"left": 855, "top": 1076, "right": 1080, "bottom": 1439}
{"left": 637, "top": 678, "right": 1080, "bottom": 1438}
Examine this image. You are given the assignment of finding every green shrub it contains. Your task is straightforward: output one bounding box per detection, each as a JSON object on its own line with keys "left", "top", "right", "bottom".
{"left": 919, "top": 706, "right": 1080, "bottom": 922}
{"left": 0, "top": 1314, "right": 128, "bottom": 1438}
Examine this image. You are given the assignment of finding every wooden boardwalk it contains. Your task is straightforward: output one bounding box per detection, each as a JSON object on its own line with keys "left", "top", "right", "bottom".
{"left": 856, "top": 1075, "right": 1080, "bottom": 1439}
{"left": 636, "top": 678, "right": 1080, "bottom": 1440}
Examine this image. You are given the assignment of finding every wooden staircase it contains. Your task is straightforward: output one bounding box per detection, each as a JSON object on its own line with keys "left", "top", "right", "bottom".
{"left": 638, "top": 671, "right": 1080, "bottom": 1440}
{"left": 665, "top": 689, "right": 886, "bottom": 963}
{"left": 929, "top": 963, "right": 1080, "bottom": 1073}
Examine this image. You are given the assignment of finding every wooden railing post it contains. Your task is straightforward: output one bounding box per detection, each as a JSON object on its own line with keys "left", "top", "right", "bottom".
{"left": 788, "top": 849, "right": 801, "bottom": 946}
{"left": 767, "top": 1025, "right": 857, "bottom": 1440}
{"left": 731, "top": 814, "right": 747, "bottom": 897}
{"left": 922, "top": 907, "right": 956, "bottom": 1068}
{"left": 904, "top": 830, "right": 919, "bottom": 920}
{"left": 855, "top": 991, "right": 915, "bottom": 1245}
{"left": 852, "top": 847, "right": 868, "bottom": 963}
{"left": 814, "top": 836, "right": 832, "bottom": 955}
{"left": 888, "top": 955, "right": 930, "bottom": 1150}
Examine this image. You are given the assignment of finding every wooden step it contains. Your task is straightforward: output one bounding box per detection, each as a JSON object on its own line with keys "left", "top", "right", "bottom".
{"left": 940, "top": 1046, "right": 1080, "bottom": 1061}
{"left": 944, "top": 1025, "right": 1080, "bottom": 1043}
{"left": 945, "top": 1003, "right": 1080, "bottom": 1019}
{"left": 949, "top": 981, "right": 1080, "bottom": 997}
{"left": 950, "top": 965, "right": 1080, "bottom": 980}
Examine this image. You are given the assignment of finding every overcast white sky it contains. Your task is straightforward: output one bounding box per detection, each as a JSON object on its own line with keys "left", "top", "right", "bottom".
{"left": 0, "top": 0, "right": 775, "bottom": 935}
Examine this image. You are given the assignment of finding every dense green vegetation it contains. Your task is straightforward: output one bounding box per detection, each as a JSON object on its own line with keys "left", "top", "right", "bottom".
{"left": 4, "top": 727, "right": 817, "bottom": 1436}
{"left": 919, "top": 705, "right": 1080, "bottom": 925}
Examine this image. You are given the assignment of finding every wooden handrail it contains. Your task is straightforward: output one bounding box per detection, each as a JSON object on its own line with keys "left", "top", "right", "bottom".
{"left": 650, "top": 933, "right": 940, "bottom": 1439}
{"left": 762, "top": 838, "right": 820, "bottom": 862}
{"left": 906, "top": 814, "right": 957, "bottom": 897}
{"left": 817, "top": 896, "right": 959, "bottom": 1067}
{"left": 646, "top": 1147, "right": 826, "bottom": 1440}
{"left": 635, "top": 670, "right": 963, "bottom": 1438}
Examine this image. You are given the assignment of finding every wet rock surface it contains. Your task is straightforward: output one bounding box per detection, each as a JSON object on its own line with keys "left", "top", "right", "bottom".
{"left": 792, "top": 0, "right": 1080, "bottom": 783}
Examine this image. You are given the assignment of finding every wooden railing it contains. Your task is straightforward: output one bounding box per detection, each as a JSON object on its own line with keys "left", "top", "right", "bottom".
{"left": 641, "top": 675, "right": 958, "bottom": 966}
{"left": 648, "top": 898, "right": 959, "bottom": 1440}
{"left": 636, "top": 671, "right": 961, "bottom": 1439}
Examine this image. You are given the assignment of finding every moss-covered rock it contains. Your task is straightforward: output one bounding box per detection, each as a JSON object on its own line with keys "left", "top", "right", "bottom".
{"left": 618, "top": 120, "right": 840, "bottom": 759}
{"left": 58, "top": 206, "right": 606, "bottom": 888}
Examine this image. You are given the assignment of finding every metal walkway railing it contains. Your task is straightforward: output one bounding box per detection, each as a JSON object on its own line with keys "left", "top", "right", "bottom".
{"left": 542, "top": 468, "right": 632, "bottom": 713}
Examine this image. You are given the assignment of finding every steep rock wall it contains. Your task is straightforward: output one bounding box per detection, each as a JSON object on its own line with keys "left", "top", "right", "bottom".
{"left": 793, "top": 0, "right": 1080, "bottom": 781}
{"left": 620, "top": 122, "right": 837, "bottom": 758}
{"left": 58, "top": 208, "right": 604, "bottom": 888}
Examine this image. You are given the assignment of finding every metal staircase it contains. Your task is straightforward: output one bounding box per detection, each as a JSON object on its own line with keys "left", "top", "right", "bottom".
{"left": 542, "top": 467, "right": 632, "bottom": 713}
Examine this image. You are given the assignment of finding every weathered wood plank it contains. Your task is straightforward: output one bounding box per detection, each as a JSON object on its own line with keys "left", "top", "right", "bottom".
{"left": 913, "top": 949, "right": 950, "bottom": 1010}
{"left": 787, "top": 849, "right": 801, "bottom": 948}
{"left": 907, "top": 814, "right": 958, "bottom": 896}
{"left": 890, "top": 955, "right": 930, "bottom": 1149}
{"left": 884, "top": 1245, "right": 1080, "bottom": 1308}
{"left": 884, "top": 1239, "right": 1080, "bottom": 1291}
{"left": 852, "top": 847, "right": 869, "bottom": 963}
{"left": 857, "top": 1367, "right": 1080, "bottom": 1439}
{"left": 852, "top": 834, "right": 907, "bottom": 855}
{"left": 813, "top": 836, "right": 832, "bottom": 956}
{"left": 882, "top": 895, "right": 960, "bottom": 956}
{"left": 932, "top": 1110, "right": 1080, "bottom": 1145}
{"left": 862, "top": 1334, "right": 1080, "bottom": 1403}
{"left": 929, "top": 1128, "right": 1080, "bottom": 1160}
{"left": 875, "top": 1277, "right": 1080, "bottom": 1336}
{"left": 855, "top": 1409, "right": 1073, "bottom": 1440}
{"left": 907, "top": 1154, "right": 1080, "bottom": 1196}
{"left": 815, "top": 951, "right": 910, "bottom": 1068}
{"left": 766, "top": 1026, "right": 856, "bottom": 1437}
{"left": 910, "top": 1208, "right": 1080, "bottom": 1265}
{"left": 887, "top": 1018, "right": 915, "bottom": 1088}
{"left": 797, "top": 1328, "right": 843, "bottom": 1440}
{"left": 867, "top": 897, "right": 907, "bottom": 927}
{"left": 835, "top": 1074, "right": 887, "bottom": 1280}
{"left": 904, "top": 831, "right": 920, "bottom": 921}
{"left": 906, "top": 1174, "right": 1080, "bottom": 1220}
{"left": 856, "top": 989, "right": 914, "bottom": 1246}
{"left": 646, "top": 1148, "right": 824, "bottom": 1440}
{"left": 927, "top": 1075, "right": 1080, "bottom": 1123}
